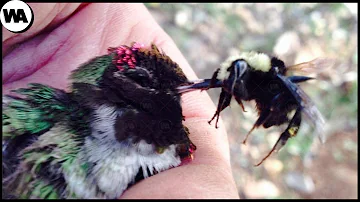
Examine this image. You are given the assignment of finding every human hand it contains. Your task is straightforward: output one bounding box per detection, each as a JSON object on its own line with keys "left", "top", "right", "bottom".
{"left": 2, "top": 3, "right": 239, "bottom": 199}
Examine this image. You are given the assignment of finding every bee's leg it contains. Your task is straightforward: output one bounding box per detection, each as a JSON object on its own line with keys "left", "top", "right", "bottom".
{"left": 254, "top": 107, "right": 302, "bottom": 166}
{"left": 234, "top": 96, "right": 247, "bottom": 112}
{"left": 202, "top": 68, "right": 220, "bottom": 91}
{"left": 243, "top": 93, "right": 285, "bottom": 144}
{"left": 242, "top": 109, "right": 271, "bottom": 144}
{"left": 208, "top": 89, "right": 232, "bottom": 128}
{"left": 242, "top": 93, "right": 283, "bottom": 144}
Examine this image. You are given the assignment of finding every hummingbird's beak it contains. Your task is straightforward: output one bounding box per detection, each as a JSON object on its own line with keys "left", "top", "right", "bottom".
{"left": 288, "top": 75, "right": 314, "bottom": 83}
{"left": 177, "top": 79, "right": 222, "bottom": 94}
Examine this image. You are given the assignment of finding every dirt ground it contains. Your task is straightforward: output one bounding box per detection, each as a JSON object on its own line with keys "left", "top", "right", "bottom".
{"left": 303, "top": 130, "right": 358, "bottom": 199}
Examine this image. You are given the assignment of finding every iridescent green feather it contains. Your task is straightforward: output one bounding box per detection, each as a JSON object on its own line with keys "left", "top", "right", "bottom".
{"left": 70, "top": 54, "right": 114, "bottom": 85}
{"left": 3, "top": 71, "right": 94, "bottom": 198}
{"left": 30, "top": 181, "right": 59, "bottom": 199}
{"left": 2, "top": 84, "right": 67, "bottom": 139}
{"left": 6, "top": 124, "right": 83, "bottom": 199}
{"left": 17, "top": 179, "right": 59, "bottom": 199}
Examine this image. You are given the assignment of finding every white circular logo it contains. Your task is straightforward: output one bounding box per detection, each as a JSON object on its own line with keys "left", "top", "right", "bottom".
{"left": 1, "top": 0, "right": 34, "bottom": 33}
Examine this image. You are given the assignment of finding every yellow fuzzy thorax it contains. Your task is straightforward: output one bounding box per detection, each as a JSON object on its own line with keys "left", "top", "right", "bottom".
{"left": 218, "top": 51, "right": 271, "bottom": 80}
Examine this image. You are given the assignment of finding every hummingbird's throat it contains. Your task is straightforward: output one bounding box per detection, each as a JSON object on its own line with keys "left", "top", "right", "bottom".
{"left": 156, "top": 147, "right": 166, "bottom": 154}
{"left": 178, "top": 142, "right": 196, "bottom": 165}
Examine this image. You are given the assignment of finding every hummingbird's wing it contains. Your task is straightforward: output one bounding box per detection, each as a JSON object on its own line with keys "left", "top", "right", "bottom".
{"left": 3, "top": 84, "right": 71, "bottom": 177}
{"left": 3, "top": 83, "right": 70, "bottom": 139}
{"left": 2, "top": 84, "right": 89, "bottom": 199}
{"left": 3, "top": 123, "right": 85, "bottom": 199}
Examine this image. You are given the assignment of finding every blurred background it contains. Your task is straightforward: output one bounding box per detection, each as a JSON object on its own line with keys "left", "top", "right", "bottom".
{"left": 146, "top": 3, "right": 357, "bottom": 199}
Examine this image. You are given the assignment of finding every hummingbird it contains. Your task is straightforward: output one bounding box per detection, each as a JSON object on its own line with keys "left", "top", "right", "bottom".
{"left": 2, "top": 42, "right": 196, "bottom": 199}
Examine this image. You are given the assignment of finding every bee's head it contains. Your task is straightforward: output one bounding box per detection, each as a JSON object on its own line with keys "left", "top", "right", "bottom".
{"left": 218, "top": 51, "right": 273, "bottom": 81}
{"left": 218, "top": 52, "right": 290, "bottom": 78}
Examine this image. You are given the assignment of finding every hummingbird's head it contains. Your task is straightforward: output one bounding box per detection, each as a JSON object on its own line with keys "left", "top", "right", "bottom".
{"left": 85, "top": 42, "right": 195, "bottom": 151}
{"left": 107, "top": 42, "right": 189, "bottom": 92}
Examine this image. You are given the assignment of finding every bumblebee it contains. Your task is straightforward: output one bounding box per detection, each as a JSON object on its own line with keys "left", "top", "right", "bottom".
{"left": 178, "top": 52, "right": 332, "bottom": 166}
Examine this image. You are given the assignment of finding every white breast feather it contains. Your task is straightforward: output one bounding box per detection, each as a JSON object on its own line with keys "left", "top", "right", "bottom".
{"left": 65, "top": 104, "right": 181, "bottom": 199}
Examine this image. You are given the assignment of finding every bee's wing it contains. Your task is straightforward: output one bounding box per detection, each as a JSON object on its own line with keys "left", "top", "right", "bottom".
{"left": 286, "top": 57, "right": 336, "bottom": 75}
{"left": 277, "top": 74, "right": 326, "bottom": 143}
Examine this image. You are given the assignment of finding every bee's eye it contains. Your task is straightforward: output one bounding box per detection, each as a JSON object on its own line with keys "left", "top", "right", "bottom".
{"left": 234, "top": 60, "right": 248, "bottom": 78}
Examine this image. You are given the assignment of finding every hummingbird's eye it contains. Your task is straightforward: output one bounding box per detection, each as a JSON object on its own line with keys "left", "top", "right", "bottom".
{"left": 126, "top": 68, "right": 151, "bottom": 79}
{"left": 122, "top": 67, "right": 152, "bottom": 85}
